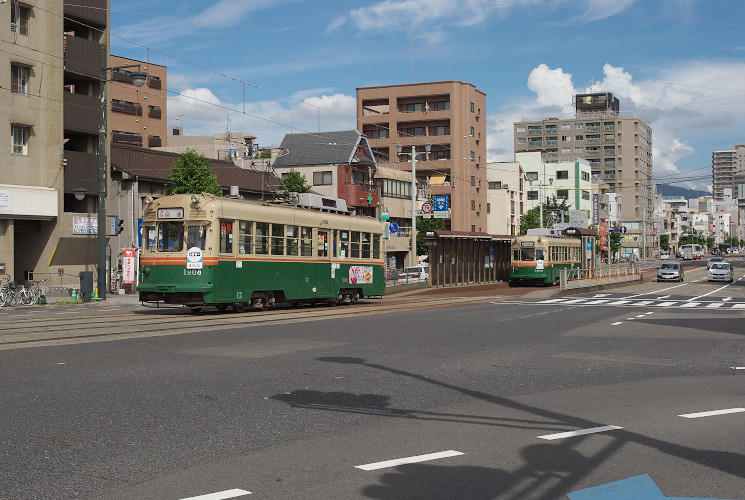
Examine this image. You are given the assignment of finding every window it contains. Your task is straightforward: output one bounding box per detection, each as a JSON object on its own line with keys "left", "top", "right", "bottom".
{"left": 561, "top": 123, "right": 571, "bottom": 130}
{"left": 575, "top": 123, "right": 583, "bottom": 129}
{"left": 158, "top": 222, "right": 184, "bottom": 252}
{"left": 338, "top": 230, "right": 349, "bottom": 257}
{"left": 435, "top": 150, "right": 450, "bottom": 160}
{"left": 470, "top": 102, "right": 475, "bottom": 112}
{"left": 403, "top": 103, "right": 423, "bottom": 112}
{"left": 271, "top": 224, "right": 284, "bottom": 255}
{"left": 219, "top": 220, "right": 234, "bottom": 253}
{"left": 604, "top": 158, "right": 616, "bottom": 167}
{"left": 402, "top": 127, "right": 424, "bottom": 137}
{"left": 11, "top": 2, "right": 30, "bottom": 35}
{"left": 526, "top": 171, "right": 538, "bottom": 181}
{"left": 574, "top": 146, "right": 584, "bottom": 153}
{"left": 361, "top": 232, "right": 371, "bottom": 258}
{"left": 238, "top": 221, "right": 252, "bottom": 254}
{"left": 368, "top": 128, "right": 388, "bottom": 139}
{"left": 545, "top": 124, "right": 558, "bottom": 134}
{"left": 561, "top": 148, "right": 571, "bottom": 154}
{"left": 350, "top": 170, "right": 365, "bottom": 184}
{"left": 582, "top": 190, "right": 590, "bottom": 200}
{"left": 11, "top": 124, "right": 29, "bottom": 155}
{"left": 528, "top": 125, "right": 542, "bottom": 135}
{"left": 528, "top": 137, "right": 542, "bottom": 147}
{"left": 516, "top": 125, "right": 526, "bottom": 133}
{"left": 488, "top": 181, "right": 502, "bottom": 189}
{"left": 470, "top": 127, "right": 475, "bottom": 137}
{"left": 470, "top": 175, "right": 476, "bottom": 186}
{"left": 557, "top": 170, "right": 568, "bottom": 179}
{"left": 546, "top": 136, "right": 558, "bottom": 146}
{"left": 581, "top": 171, "right": 590, "bottom": 182}
{"left": 186, "top": 225, "right": 207, "bottom": 250}
{"left": 471, "top": 200, "right": 476, "bottom": 210}
{"left": 254, "top": 222, "right": 269, "bottom": 254}
{"left": 317, "top": 230, "right": 328, "bottom": 257}
{"left": 603, "top": 122, "right": 615, "bottom": 131}
{"left": 586, "top": 122, "right": 601, "bottom": 131}
{"left": 586, "top": 134, "right": 600, "bottom": 144}
{"left": 561, "top": 136, "right": 571, "bottom": 142}
{"left": 604, "top": 145, "right": 616, "bottom": 155}
{"left": 557, "top": 190, "right": 569, "bottom": 199}
{"left": 527, "top": 191, "right": 538, "bottom": 200}
{"left": 433, "top": 101, "right": 450, "bottom": 110}
{"left": 300, "top": 227, "right": 313, "bottom": 256}
{"left": 350, "top": 231, "right": 360, "bottom": 258}
{"left": 313, "top": 171, "right": 332, "bottom": 185}
{"left": 11, "top": 64, "right": 29, "bottom": 95}
{"left": 604, "top": 134, "right": 615, "bottom": 143}
{"left": 433, "top": 125, "right": 450, "bottom": 136}
{"left": 575, "top": 135, "right": 584, "bottom": 141}
{"left": 517, "top": 137, "right": 526, "bottom": 145}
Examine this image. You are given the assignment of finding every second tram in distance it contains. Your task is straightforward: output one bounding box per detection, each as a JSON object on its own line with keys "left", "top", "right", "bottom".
{"left": 509, "top": 234, "right": 582, "bottom": 286}
{"left": 138, "top": 193, "right": 385, "bottom": 311}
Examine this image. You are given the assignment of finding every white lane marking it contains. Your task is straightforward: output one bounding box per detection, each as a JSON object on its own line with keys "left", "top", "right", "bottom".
{"left": 634, "top": 314, "right": 646, "bottom": 318}
{"left": 611, "top": 322, "right": 623, "bottom": 326}
{"left": 608, "top": 300, "right": 632, "bottom": 305}
{"left": 537, "top": 425, "right": 622, "bottom": 440}
{"left": 593, "top": 294, "right": 610, "bottom": 297}
{"left": 653, "top": 301, "right": 677, "bottom": 307}
{"left": 722, "top": 297, "right": 732, "bottom": 302}
{"left": 561, "top": 299, "right": 588, "bottom": 304}
{"left": 705, "top": 303, "right": 724, "bottom": 308}
{"left": 582, "top": 299, "right": 611, "bottom": 305}
{"left": 180, "top": 489, "right": 252, "bottom": 500}
{"left": 657, "top": 295, "right": 671, "bottom": 299}
{"left": 355, "top": 450, "right": 464, "bottom": 471}
{"left": 688, "top": 284, "right": 732, "bottom": 301}
{"left": 679, "top": 408, "right": 745, "bottom": 419}
{"left": 631, "top": 300, "right": 653, "bottom": 306}
{"left": 680, "top": 302, "right": 700, "bottom": 308}
{"left": 540, "top": 299, "right": 567, "bottom": 303}
{"left": 645, "top": 311, "right": 654, "bottom": 315}
{"left": 732, "top": 304, "right": 745, "bottom": 309}
{"left": 731, "top": 367, "right": 745, "bottom": 370}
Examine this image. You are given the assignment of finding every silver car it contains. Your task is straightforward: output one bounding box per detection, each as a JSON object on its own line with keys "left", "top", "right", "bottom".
{"left": 706, "top": 256, "right": 724, "bottom": 269}
{"left": 708, "top": 262, "right": 733, "bottom": 283}
{"left": 657, "top": 262, "right": 684, "bottom": 282}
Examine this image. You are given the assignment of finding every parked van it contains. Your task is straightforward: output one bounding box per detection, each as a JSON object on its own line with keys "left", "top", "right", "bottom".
{"left": 399, "top": 265, "right": 429, "bottom": 283}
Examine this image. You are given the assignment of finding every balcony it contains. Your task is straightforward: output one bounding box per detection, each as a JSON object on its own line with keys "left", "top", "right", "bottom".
{"left": 148, "top": 136, "right": 162, "bottom": 148}
{"left": 112, "top": 101, "right": 142, "bottom": 116}
{"left": 113, "top": 132, "right": 142, "bottom": 146}
{"left": 64, "top": 92, "right": 99, "bottom": 134}
{"left": 64, "top": 35, "right": 104, "bottom": 79}
{"left": 63, "top": 150, "right": 98, "bottom": 193}
{"left": 148, "top": 77, "right": 162, "bottom": 90}
{"left": 148, "top": 107, "right": 162, "bottom": 119}
{"left": 63, "top": 0, "right": 107, "bottom": 26}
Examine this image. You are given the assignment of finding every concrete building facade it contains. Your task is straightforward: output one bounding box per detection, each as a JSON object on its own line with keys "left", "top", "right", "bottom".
{"left": 109, "top": 55, "right": 167, "bottom": 149}
{"left": 513, "top": 92, "right": 654, "bottom": 257}
{"left": 357, "top": 81, "right": 488, "bottom": 233}
{"left": 486, "top": 162, "right": 525, "bottom": 236}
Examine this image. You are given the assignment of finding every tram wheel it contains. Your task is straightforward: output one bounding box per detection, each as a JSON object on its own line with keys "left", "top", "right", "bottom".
{"left": 187, "top": 306, "right": 203, "bottom": 314}
{"left": 216, "top": 304, "right": 228, "bottom": 312}
{"left": 233, "top": 302, "right": 246, "bottom": 313}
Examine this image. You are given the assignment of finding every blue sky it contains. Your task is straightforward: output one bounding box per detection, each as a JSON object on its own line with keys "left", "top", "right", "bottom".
{"left": 111, "top": 0, "right": 745, "bottom": 192}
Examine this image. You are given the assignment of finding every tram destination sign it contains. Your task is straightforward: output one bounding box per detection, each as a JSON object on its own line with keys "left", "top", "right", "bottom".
{"left": 157, "top": 208, "right": 184, "bottom": 219}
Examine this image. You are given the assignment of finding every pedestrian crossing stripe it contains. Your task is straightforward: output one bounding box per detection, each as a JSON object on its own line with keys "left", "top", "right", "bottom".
{"left": 533, "top": 297, "right": 745, "bottom": 310}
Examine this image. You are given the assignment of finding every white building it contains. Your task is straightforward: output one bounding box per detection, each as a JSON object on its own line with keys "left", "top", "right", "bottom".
{"left": 486, "top": 162, "right": 525, "bottom": 236}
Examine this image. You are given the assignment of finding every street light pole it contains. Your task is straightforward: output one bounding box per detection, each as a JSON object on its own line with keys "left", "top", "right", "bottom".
{"left": 397, "top": 143, "right": 430, "bottom": 267}
{"left": 97, "top": 47, "right": 147, "bottom": 300}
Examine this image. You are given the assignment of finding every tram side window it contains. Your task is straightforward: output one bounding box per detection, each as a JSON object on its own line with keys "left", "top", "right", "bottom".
{"left": 255, "top": 222, "right": 269, "bottom": 254}
{"left": 271, "top": 224, "right": 284, "bottom": 255}
{"left": 536, "top": 249, "right": 545, "bottom": 260}
{"left": 158, "top": 222, "right": 184, "bottom": 252}
{"left": 238, "top": 221, "right": 252, "bottom": 254}
{"left": 219, "top": 220, "right": 233, "bottom": 254}
{"left": 318, "top": 230, "right": 328, "bottom": 257}
{"left": 286, "top": 225, "right": 299, "bottom": 256}
{"left": 146, "top": 226, "right": 156, "bottom": 251}
{"left": 300, "top": 226, "right": 313, "bottom": 256}
{"left": 361, "top": 232, "right": 371, "bottom": 258}
{"left": 186, "top": 225, "right": 207, "bottom": 250}
{"left": 338, "top": 230, "right": 350, "bottom": 258}
{"left": 351, "top": 231, "right": 360, "bottom": 258}
{"left": 373, "top": 235, "right": 380, "bottom": 259}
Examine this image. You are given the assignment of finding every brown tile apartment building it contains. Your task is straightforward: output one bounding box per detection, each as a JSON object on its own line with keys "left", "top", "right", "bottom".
{"left": 109, "top": 55, "right": 167, "bottom": 149}
{"left": 357, "top": 81, "right": 487, "bottom": 233}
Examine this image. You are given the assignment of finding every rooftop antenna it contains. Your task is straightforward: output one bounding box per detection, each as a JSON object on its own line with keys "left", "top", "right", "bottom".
{"left": 588, "top": 77, "right": 594, "bottom": 91}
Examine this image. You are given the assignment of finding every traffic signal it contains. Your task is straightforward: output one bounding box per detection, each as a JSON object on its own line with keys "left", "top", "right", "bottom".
{"left": 115, "top": 217, "right": 124, "bottom": 235}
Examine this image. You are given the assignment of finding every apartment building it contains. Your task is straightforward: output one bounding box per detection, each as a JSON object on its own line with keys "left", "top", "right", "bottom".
{"left": 712, "top": 144, "right": 745, "bottom": 200}
{"left": 2, "top": 0, "right": 114, "bottom": 284}
{"left": 513, "top": 92, "right": 654, "bottom": 256}
{"left": 357, "top": 81, "right": 487, "bottom": 233}
{"left": 486, "top": 162, "right": 525, "bottom": 236}
{"left": 109, "top": 55, "right": 167, "bottom": 149}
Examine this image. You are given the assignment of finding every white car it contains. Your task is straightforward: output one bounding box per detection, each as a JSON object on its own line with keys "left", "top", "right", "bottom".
{"left": 398, "top": 265, "right": 429, "bottom": 283}
{"left": 659, "top": 253, "right": 670, "bottom": 260}
{"left": 708, "top": 262, "right": 733, "bottom": 283}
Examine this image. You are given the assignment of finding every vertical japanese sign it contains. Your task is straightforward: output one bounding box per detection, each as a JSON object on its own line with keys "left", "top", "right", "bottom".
{"left": 592, "top": 194, "right": 599, "bottom": 225}
{"left": 122, "top": 249, "right": 136, "bottom": 285}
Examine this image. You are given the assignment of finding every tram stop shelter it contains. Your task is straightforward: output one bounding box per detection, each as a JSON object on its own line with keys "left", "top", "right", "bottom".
{"left": 561, "top": 227, "right": 598, "bottom": 269}
{"left": 421, "top": 230, "right": 512, "bottom": 287}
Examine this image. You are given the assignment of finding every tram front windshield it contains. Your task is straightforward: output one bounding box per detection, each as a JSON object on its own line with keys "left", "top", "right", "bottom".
{"left": 146, "top": 222, "right": 208, "bottom": 252}
{"left": 514, "top": 247, "right": 545, "bottom": 261}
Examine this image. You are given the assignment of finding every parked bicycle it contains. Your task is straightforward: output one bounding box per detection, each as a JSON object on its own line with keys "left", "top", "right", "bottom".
{"left": 0, "top": 276, "right": 45, "bottom": 306}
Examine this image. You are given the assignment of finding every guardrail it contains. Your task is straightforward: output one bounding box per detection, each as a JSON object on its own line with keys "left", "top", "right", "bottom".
{"left": 560, "top": 263, "right": 641, "bottom": 291}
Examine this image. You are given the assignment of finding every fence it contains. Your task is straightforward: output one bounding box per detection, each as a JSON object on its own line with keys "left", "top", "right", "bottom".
{"left": 560, "top": 263, "right": 641, "bottom": 291}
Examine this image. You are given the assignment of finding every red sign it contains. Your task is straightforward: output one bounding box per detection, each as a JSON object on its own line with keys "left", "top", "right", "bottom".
{"left": 122, "top": 249, "right": 136, "bottom": 285}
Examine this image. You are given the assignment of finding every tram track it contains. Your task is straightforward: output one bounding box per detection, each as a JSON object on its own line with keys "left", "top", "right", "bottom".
{"left": 0, "top": 294, "right": 501, "bottom": 350}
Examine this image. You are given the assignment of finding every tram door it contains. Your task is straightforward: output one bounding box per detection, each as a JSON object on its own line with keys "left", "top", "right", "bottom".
{"left": 315, "top": 229, "right": 330, "bottom": 296}
{"left": 217, "top": 219, "right": 237, "bottom": 301}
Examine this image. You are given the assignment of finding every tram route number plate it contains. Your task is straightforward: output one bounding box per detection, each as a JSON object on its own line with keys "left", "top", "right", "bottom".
{"left": 187, "top": 247, "right": 203, "bottom": 270}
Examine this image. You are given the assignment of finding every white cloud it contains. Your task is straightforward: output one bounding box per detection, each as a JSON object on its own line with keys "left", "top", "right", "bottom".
{"left": 168, "top": 88, "right": 356, "bottom": 147}
{"left": 488, "top": 60, "right": 745, "bottom": 190}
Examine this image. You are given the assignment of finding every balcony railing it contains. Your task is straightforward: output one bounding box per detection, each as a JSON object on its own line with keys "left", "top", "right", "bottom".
{"left": 111, "top": 102, "right": 142, "bottom": 116}
{"left": 63, "top": 91, "right": 99, "bottom": 134}
{"left": 64, "top": 35, "right": 104, "bottom": 79}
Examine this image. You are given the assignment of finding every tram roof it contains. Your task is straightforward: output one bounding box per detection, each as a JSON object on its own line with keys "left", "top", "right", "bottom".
{"left": 426, "top": 230, "right": 513, "bottom": 242}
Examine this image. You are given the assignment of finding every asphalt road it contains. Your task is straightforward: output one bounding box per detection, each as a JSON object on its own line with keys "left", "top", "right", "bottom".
{"left": 1, "top": 259, "right": 743, "bottom": 499}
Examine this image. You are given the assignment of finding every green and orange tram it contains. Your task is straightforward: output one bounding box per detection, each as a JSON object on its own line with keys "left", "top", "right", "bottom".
{"left": 509, "top": 234, "right": 582, "bottom": 286}
{"left": 138, "top": 193, "right": 385, "bottom": 311}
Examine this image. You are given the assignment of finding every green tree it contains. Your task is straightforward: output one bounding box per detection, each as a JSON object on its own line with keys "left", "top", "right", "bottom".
{"left": 519, "top": 196, "right": 571, "bottom": 235}
{"left": 280, "top": 169, "right": 311, "bottom": 193}
{"left": 659, "top": 234, "right": 670, "bottom": 251}
{"left": 416, "top": 216, "right": 446, "bottom": 259}
{"left": 166, "top": 150, "right": 222, "bottom": 196}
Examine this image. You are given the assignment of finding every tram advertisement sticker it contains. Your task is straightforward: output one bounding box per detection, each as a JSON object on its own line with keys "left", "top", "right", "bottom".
{"left": 349, "top": 266, "right": 373, "bottom": 284}
{"left": 187, "top": 247, "right": 204, "bottom": 270}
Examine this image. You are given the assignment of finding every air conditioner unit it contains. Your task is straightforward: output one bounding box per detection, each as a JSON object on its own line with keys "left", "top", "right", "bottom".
{"left": 502, "top": 184, "right": 509, "bottom": 189}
